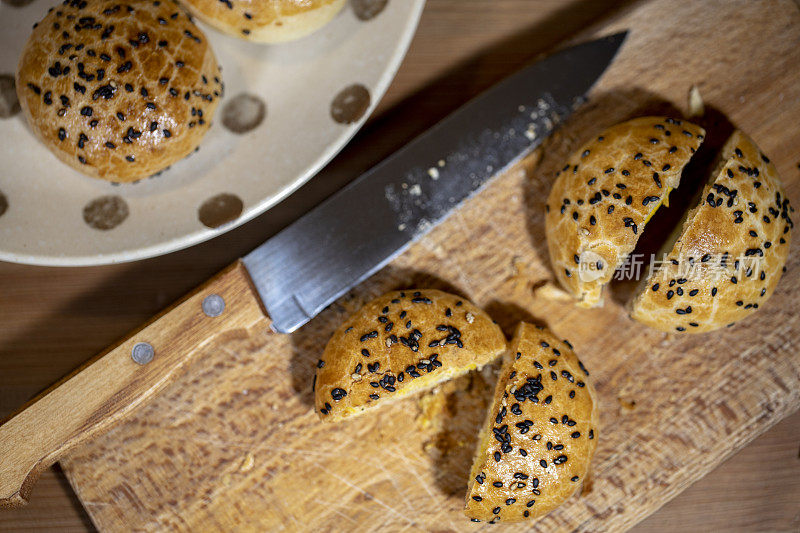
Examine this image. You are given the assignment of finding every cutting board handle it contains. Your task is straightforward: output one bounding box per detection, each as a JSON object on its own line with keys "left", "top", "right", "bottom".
{"left": 0, "top": 261, "right": 269, "bottom": 508}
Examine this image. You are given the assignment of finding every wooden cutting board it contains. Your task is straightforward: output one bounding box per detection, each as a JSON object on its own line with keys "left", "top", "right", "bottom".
{"left": 59, "top": 1, "right": 800, "bottom": 531}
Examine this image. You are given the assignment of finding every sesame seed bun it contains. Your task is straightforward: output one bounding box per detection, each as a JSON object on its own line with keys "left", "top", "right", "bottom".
{"left": 16, "top": 0, "right": 223, "bottom": 183}
{"left": 178, "top": 0, "right": 346, "bottom": 43}
{"left": 545, "top": 117, "right": 705, "bottom": 307}
{"left": 464, "top": 322, "right": 598, "bottom": 524}
{"left": 314, "top": 290, "right": 506, "bottom": 423}
{"left": 630, "top": 130, "right": 794, "bottom": 333}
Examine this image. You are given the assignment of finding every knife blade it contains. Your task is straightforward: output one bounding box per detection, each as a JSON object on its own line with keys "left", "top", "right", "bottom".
{"left": 245, "top": 31, "right": 628, "bottom": 333}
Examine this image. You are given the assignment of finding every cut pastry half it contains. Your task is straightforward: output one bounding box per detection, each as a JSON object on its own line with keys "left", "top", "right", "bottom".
{"left": 465, "top": 323, "right": 598, "bottom": 523}
{"left": 545, "top": 116, "right": 705, "bottom": 307}
{"left": 314, "top": 290, "right": 506, "bottom": 422}
{"left": 630, "top": 130, "right": 793, "bottom": 332}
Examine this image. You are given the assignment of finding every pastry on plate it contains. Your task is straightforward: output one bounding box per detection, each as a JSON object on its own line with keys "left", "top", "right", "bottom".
{"left": 16, "top": 0, "right": 223, "bottom": 183}
{"left": 179, "top": 0, "right": 346, "bottom": 43}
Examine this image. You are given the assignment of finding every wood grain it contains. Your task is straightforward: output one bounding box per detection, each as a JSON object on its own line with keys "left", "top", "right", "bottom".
{"left": 0, "top": 262, "right": 267, "bottom": 507}
{"left": 53, "top": 0, "right": 800, "bottom": 531}
{"left": 634, "top": 410, "right": 800, "bottom": 532}
{"left": 1, "top": 0, "right": 798, "bottom": 531}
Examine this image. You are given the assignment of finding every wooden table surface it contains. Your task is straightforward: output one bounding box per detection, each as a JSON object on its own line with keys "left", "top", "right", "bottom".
{"left": 1, "top": 0, "right": 798, "bottom": 530}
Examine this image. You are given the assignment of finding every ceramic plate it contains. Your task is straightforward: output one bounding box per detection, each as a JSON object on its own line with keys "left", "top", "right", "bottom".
{"left": 0, "top": 0, "right": 425, "bottom": 265}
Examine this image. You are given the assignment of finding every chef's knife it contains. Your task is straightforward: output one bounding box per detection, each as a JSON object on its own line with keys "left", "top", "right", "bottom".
{"left": 0, "top": 32, "right": 626, "bottom": 507}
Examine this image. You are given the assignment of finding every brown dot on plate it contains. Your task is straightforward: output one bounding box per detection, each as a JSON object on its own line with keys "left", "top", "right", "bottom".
{"left": 198, "top": 193, "right": 243, "bottom": 228}
{"left": 0, "top": 190, "right": 7, "bottom": 218}
{"left": 352, "top": 0, "right": 388, "bottom": 21}
{"left": 83, "top": 195, "right": 129, "bottom": 230}
{"left": 221, "top": 93, "right": 266, "bottom": 134}
{"left": 330, "top": 84, "right": 370, "bottom": 125}
{"left": 0, "top": 74, "right": 20, "bottom": 118}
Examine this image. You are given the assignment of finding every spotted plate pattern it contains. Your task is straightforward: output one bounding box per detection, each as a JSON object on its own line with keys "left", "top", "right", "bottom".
{"left": 0, "top": 0, "right": 424, "bottom": 265}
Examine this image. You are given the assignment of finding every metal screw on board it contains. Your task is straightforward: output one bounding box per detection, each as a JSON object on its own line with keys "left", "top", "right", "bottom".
{"left": 131, "top": 342, "right": 155, "bottom": 365}
{"left": 202, "top": 294, "right": 225, "bottom": 317}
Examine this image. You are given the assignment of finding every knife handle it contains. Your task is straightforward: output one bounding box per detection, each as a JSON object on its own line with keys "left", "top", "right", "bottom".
{"left": 0, "top": 260, "right": 269, "bottom": 508}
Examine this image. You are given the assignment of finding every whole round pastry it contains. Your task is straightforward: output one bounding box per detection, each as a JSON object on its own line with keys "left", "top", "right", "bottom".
{"left": 465, "top": 323, "right": 598, "bottom": 523}
{"left": 630, "top": 130, "right": 793, "bottom": 333}
{"left": 314, "top": 289, "right": 506, "bottom": 423}
{"left": 545, "top": 117, "right": 705, "bottom": 307}
{"left": 16, "top": 0, "right": 223, "bottom": 183}
{"left": 178, "top": 0, "right": 346, "bottom": 43}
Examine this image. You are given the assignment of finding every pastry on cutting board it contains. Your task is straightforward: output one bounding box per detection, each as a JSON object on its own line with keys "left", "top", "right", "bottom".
{"left": 465, "top": 322, "right": 598, "bottom": 524}
{"left": 544, "top": 116, "right": 705, "bottom": 308}
{"left": 314, "top": 289, "right": 506, "bottom": 422}
{"left": 630, "top": 130, "right": 793, "bottom": 332}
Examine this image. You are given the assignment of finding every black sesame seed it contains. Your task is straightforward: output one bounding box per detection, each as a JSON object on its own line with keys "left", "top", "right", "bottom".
{"left": 330, "top": 388, "right": 346, "bottom": 401}
{"left": 360, "top": 331, "right": 378, "bottom": 342}
{"left": 643, "top": 195, "right": 661, "bottom": 206}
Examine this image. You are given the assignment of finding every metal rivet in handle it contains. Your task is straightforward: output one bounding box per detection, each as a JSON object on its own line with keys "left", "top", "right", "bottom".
{"left": 131, "top": 342, "right": 154, "bottom": 365}
{"left": 202, "top": 294, "right": 225, "bottom": 317}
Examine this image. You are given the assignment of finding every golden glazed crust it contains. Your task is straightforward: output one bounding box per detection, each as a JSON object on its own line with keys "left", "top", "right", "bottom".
{"left": 16, "top": 0, "right": 223, "bottom": 183}
{"left": 464, "top": 323, "right": 598, "bottom": 523}
{"left": 179, "top": 0, "right": 345, "bottom": 42}
{"left": 545, "top": 117, "right": 705, "bottom": 307}
{"left": 630, "top": 130, "right": 793, "bottom": 333}
{"left": 314, "top": 290, "right": 506, "bottom": 423}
